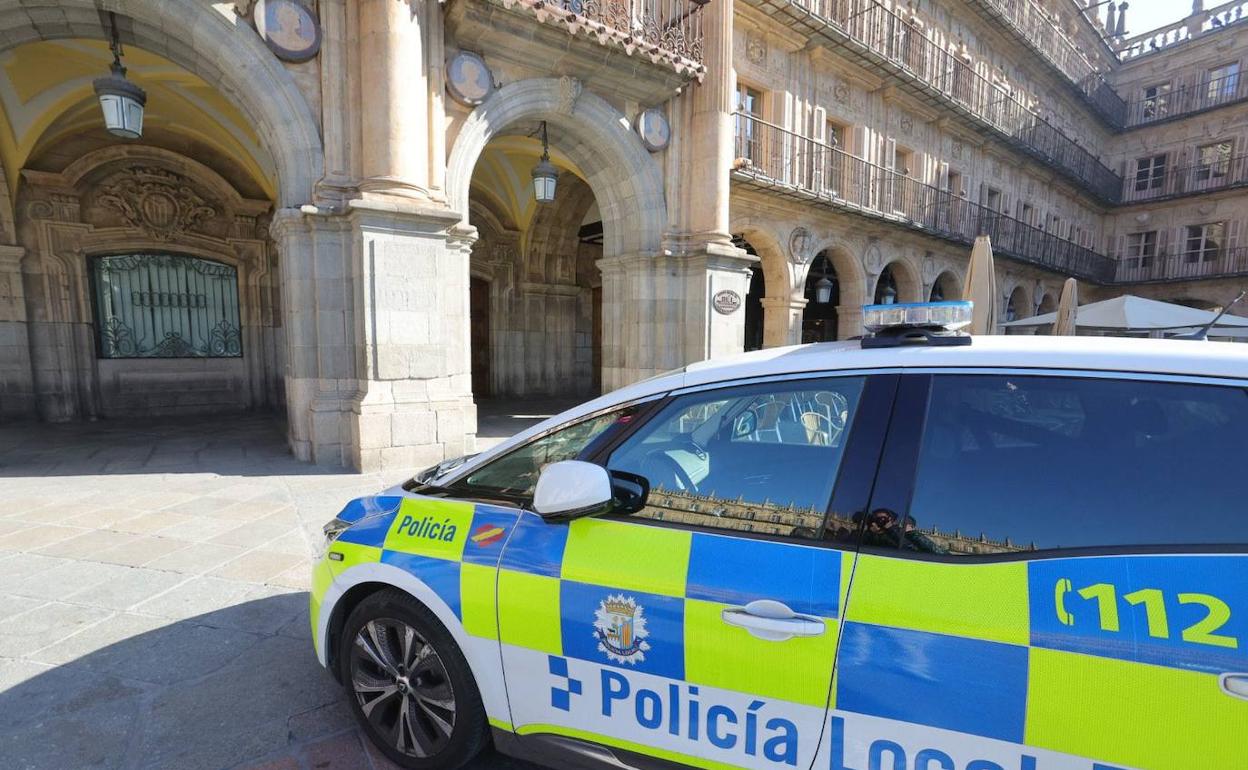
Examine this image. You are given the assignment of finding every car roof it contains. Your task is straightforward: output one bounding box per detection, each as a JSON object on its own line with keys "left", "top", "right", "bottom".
{"left": 437, "top": 336, "right": 1248, "bottom": 485}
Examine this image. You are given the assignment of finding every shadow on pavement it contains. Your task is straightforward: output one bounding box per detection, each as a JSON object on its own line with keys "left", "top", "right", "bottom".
{"left": 0, "top": 415, "right": 344, "bottom": 479}
{"left": 0, "top": 592, "right": 539, "bottom": 770}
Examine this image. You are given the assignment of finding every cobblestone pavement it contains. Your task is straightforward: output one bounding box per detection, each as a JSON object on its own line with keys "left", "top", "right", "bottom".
{"left": 0, "top": 411, "right": 566, "bottom": 770}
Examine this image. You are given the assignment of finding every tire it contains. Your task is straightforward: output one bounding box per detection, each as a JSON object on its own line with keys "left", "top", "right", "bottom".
{"left": 339, "top": 589, "right": 488, "bottom": 769}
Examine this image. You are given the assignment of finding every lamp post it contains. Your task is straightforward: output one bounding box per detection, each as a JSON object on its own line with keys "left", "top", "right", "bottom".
{"left": 94, "top": 12, "right": 146, "bottom": 140}
{"left": 531, "top": 121, "right": 558, "bottom": 204}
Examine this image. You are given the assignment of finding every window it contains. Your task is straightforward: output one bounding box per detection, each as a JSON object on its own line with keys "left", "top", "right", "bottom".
{"left": 946, "top": 170, "right": 964, "bottom": 196}
{"left": 1185, "top": 222, "right": 1224, "bottom": 263}
{"left": 1141, "top": 82, "right": 1170, "bottom": 120}
{"left": 893, "top": 145, "right": 913, "bottom": 176}
{"left": 455, "top": 406, "right": 640, "bottom": 499}
{"left": 1020, "top": 203, "right": 1035, "bottom": 227}
{"left": 1124, "top": 231, "right": 1158, "bottom": 269}
{"left": 92, "top": 253, "right": 241, "bottom": 359}
{"left": 734, "top": 84, "right": 764, "bottom": 163}
{"left": 607, "top": 378, "right": 866, "bottom": 537}
{"left": 1134, "top": 154, "right": 1166, "bottom": 192}
{"left": 826, "top": 120, "right": 848, "bottom": 151}
{"left": 1206, "top": 62, "right": 1240, "bottom": 103}
{"left": 1048, "top": 214, "right": 1062, "bottom": 234}
{"left": 983, "top": 187, "right": 1002, "bottom": 212}
{"left": 1196, "top": 141, "right": 1232, "bottom": 182}
{"left": 887, "top": 375, "right": 1248, "bottom": 555}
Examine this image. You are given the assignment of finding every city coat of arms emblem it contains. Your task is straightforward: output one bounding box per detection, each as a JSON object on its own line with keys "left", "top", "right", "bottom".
{"left": 593, "top": 594, "right": 650, "bottom": 665}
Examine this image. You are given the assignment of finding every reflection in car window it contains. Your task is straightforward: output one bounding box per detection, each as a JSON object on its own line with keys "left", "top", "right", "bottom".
{"left": 901, "top": 376, "right": 1247, "bottom": 555}
{"left": 457, "top": 406, "right": 638, "bottom": 499}
{"left": 607, "top": 378, "right": 865, "bottom": 537}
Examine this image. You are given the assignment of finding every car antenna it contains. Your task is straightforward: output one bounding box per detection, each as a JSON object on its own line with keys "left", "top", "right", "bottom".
{"left": 1180, "top": 290, "right": 1246, "bottom": 341}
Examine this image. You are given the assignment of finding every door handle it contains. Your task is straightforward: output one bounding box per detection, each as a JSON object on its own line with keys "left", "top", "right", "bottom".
{"left": 1220, "top": 673, "right": 1248, "bottom": 701}
{"left": 721, "top": 599, "right": 825, "bottom": 642}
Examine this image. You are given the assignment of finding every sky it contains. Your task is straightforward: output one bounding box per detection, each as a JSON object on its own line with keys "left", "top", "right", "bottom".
{"left": 1104, "top": 0, "right": 1192, "bottom": 38}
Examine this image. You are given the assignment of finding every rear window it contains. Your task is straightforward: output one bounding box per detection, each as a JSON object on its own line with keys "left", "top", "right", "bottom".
{"left": 886, "top": 375, "right": 1247, "bottom": 555}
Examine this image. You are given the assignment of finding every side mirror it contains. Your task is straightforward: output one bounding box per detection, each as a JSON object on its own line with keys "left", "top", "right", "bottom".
{"left": 533, "top": 461, "right": 614, "bottom": 520}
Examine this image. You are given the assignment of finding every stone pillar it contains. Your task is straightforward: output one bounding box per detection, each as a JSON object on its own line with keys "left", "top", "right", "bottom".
{"left": 761, "top": 296, "right": 806, "bottom": 347}
{"left": 599, "top": 247, "right": 755, "bottom": 391}
{"left": 837, "top": 304, "right": 864, "bottom": 340}
{"left": 0, "top": 244, "right": 33, "bottom": 418}
{"left": 357, "top": 0, "right": 433, "bottom": 201}
{"left": 272, "top": 201, "right": 475, "bottom": 472}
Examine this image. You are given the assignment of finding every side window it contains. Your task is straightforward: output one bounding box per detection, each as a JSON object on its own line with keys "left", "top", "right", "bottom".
{"left": 885, "top": 375, "right": 1248, "bottom": 556}
{"left": 455, "top": 406, "right": 640, "bottom": 499}
{"left": 607, "top": 377, "right": 866, "bottom": 538}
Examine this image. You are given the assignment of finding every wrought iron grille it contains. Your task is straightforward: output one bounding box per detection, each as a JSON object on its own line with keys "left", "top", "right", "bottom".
{"left": 1122, "top": 150, "right": 1248, "bottom": 203}
{"left": 744, "top": 0, "right": 1124, "bottom": 202}
{"left": 92, "top": 254, "right": 243, "bottom": 359}
{"left": 731, "top": 114, "right": 1117, "bottom": 283}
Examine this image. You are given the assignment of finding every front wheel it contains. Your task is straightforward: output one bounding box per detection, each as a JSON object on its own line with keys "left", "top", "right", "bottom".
{"left": 339, "top": 589, "right": 488, "bottom": 769}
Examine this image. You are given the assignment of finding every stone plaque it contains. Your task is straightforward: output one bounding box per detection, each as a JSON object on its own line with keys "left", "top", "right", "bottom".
{"left": 446, "top": 51, "right": 495, "bottom": 106}
{"left": 253, "top": 0, "right": 321, "bottom": 62}
{"left": 712, "top": 289, "right": 742, "bottom": 315}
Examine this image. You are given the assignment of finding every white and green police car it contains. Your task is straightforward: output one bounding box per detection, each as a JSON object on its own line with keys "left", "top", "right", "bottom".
{"left": 311, "top": 302, "right": 1248, "bottom": 770}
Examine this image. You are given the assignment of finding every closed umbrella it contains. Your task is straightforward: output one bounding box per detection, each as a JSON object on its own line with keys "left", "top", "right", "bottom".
{"left": 1052, "top": 278, "right": 1078, "bottom": 336}
{"left": 963, "top": 235, "right": 997, "bottom": 335}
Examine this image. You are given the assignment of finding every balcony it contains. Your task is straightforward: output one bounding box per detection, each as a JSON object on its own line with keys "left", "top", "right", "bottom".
{"left": 1116, "top": 1, "right": 1248, "bottom": 62}
{"left": 968, "top": 0, "right": 1127, "bottom": 127}
{"left": 731, "top": 114, "right": 1117, "bottom": 283}
{"left": 739, "top": 0, "right": 1124, "bottom": 203}
{"left": 1122, "top": 152, "right": 1248, "bottom": 204}
{"left": 1124, "top": 71, "right": 1248, "bottom": 128}
{"left": 1115, "top": 247, "right": 1248, "bottom": 284}
{"left": 447, "top": 0, "right": 707, "bottom": 103}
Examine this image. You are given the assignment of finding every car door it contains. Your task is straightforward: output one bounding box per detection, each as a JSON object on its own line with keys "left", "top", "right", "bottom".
{"left": 827, "top": 372, "right": 1248, "bottom": 770}
{"left": 496, "top": 373, "right": 898, "bottom": 769}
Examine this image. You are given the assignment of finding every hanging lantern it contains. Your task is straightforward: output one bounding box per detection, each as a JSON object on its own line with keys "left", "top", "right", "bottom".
{"left": 94, "top": 13, "right": 146, "bottom": 140}
{"left": 814, "top": 275, "right": 835, "bottom": 304}
{"left": 531, "top": 121, "right": 558, "bottom": 204}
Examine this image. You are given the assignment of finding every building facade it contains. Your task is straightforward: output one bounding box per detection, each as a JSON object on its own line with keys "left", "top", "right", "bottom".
{"left": 0, "top": 0, "right": 1244, "bottom": 470}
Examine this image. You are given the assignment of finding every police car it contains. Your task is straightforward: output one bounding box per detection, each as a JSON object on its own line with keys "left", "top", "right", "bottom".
{"left": 311, "top": 301, "right": 1248, "bottom": 770}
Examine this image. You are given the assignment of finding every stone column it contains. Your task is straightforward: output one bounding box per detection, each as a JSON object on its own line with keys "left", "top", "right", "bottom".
{"left": 761, "top": 296, "right": 806, "bottom": 347}
{"left": 837, "top": 304, "right": 864, "bottom": 340}
{"left": 0, "top": 244, "right": 34, "bottom": 418}
{"left": 272, "top": 201, "right": 476, "bottom": 472}
{"left": 357, "top": 0, "right": 433, "bottom": 201}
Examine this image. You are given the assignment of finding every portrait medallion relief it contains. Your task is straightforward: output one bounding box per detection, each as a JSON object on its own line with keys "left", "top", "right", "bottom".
{"left": 635, "top": 108, "right": 671, "bottom": 152}
{"left": 253, "top": 0, "right": 321, "bottom": 62}
{"left": 446, "top": 51, "right": 495, "bottom": 106}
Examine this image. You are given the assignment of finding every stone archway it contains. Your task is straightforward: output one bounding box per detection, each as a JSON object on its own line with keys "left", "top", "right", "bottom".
{"left": 448, "top": 78, "right": 669, "bottom": 390}
{"left": 447, "top": 78, "right": 666, "bottom": 259}
{"left": 0, "top": 1, "right": 322, "bottom": 207}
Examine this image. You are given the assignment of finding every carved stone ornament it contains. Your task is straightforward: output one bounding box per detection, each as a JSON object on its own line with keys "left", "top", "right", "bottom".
{"left": 96, "top": 167, "right": 218, "bottom": 241}
{"left": 557, "top": 76, "right": 583, "bottom": 115}
{"left": 951, "top": 141, "right": 963, "bottom": 160}
{"left": 865, "top": 242, "right": 884, "bottom": 272}
{"left": 788, "top": 226, "right": 813, "bottom": 264}
{"left": 834, "top": 82, "right": 850, "bottom": 103}
{"left": 900, "top": 113, "right": 914, "bottom": 136}
{"left": 745, "top": 31, "right": 767, "bottom": 65}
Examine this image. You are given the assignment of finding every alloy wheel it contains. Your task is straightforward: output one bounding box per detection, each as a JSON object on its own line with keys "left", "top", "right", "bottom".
{"left": 349, "top": 617, "right": 456, "bottom": 758}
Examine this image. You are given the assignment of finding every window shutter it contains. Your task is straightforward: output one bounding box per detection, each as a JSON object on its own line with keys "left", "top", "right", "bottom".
{"left": 938, "top": 162, "right": 950, "bottom": 191}
{"left": 885, "top": 137, "right": 897, "bottom": 170}
{"left": 853, "top": 126, "right": 868, "bottom": 159}
{"left": 813, "top": 107, "right": 827, "bottom": 142}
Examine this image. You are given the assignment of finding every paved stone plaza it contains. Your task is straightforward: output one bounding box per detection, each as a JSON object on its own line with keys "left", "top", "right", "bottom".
{"left": 0, "top": 405, "right": 566, "bottom": 770}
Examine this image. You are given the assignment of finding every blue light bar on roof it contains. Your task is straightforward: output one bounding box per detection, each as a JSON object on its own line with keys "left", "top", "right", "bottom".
{"left": 862, "top": 300, "right": 973, "bottom": 334}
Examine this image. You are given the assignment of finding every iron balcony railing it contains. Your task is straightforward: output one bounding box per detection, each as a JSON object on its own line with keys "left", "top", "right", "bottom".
{"left": 1124, "top": 72, "right": 1248, "bottom": 127}
{"left": 1115, "top": 247, "right": 1248, "bottom": 284}
{"left": 971, "top": 0, "right": 1127, "bottom": 127}
{"left": 501, "top": 0, "right": 706, "bottom": 71}
{"left": 1123, "top": 152, "right": 1248, "bottom": 203}
{"left": 732, "top": 114, "right": 1117, "bottom": 283}
{"left": 1116, "top": 1, "right": 1248, "bottom": 62}
{"left": 749, "top": 0, "right": 1124, "bottom": 203}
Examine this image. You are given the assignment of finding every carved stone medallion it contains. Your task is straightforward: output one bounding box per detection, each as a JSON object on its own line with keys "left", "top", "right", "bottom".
{"left": 96, "top": 167, "right": 217, "bottom": 241}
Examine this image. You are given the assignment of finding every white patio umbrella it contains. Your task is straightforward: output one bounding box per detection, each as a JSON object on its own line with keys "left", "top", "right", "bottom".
{"left": 963, "top": 235, "right": 997, "bottom": 335}
{"left": 1052, "top": 278, "right": 1078, "bottom": 336}
{"left": 1002, "top": 294, "right": 1248, "bottom": 333}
